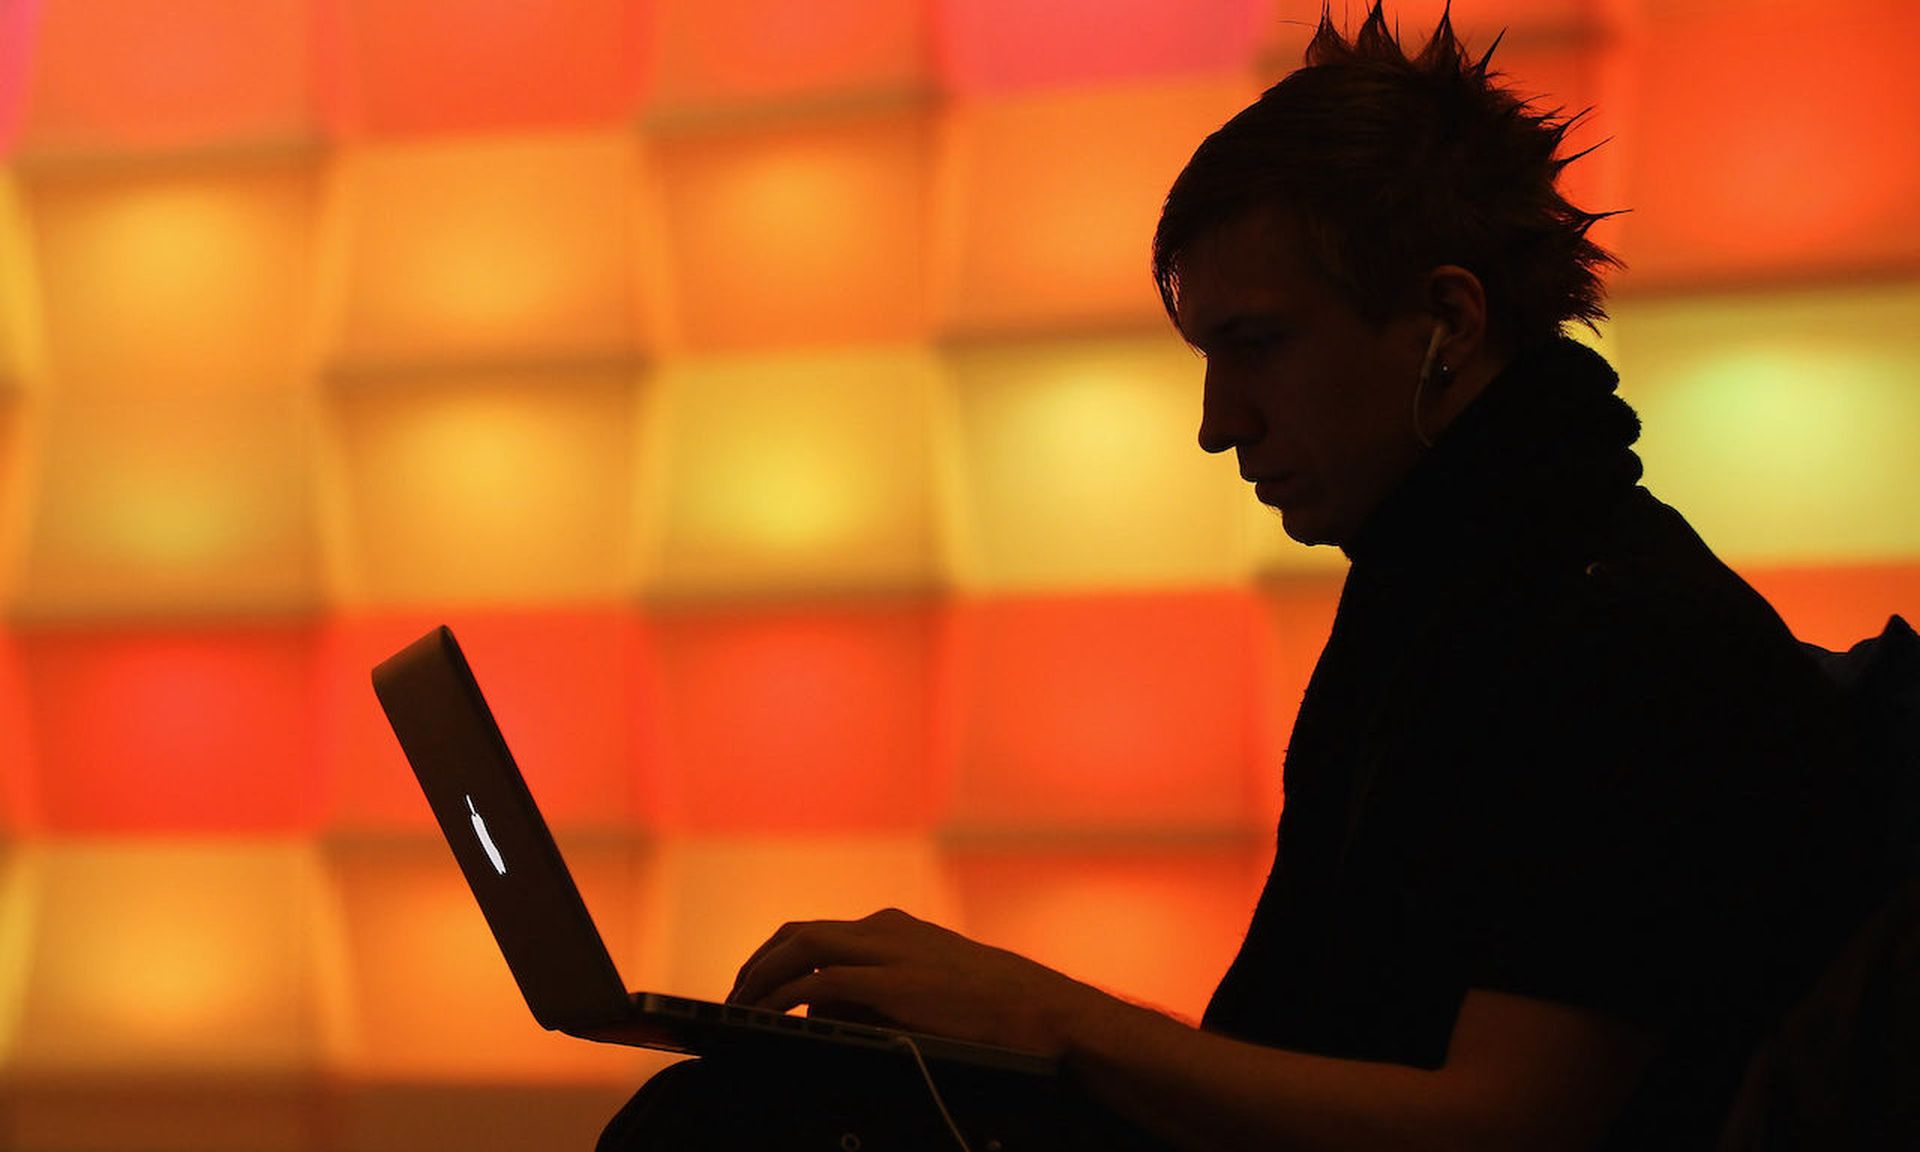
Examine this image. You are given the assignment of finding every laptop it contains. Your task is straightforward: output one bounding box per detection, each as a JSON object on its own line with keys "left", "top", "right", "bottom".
{"left": 371, "top": 624, "right": 1056, "bottom": 1076}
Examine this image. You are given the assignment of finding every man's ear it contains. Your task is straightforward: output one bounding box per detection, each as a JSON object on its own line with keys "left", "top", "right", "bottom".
{"left": 1423, "top": 264, "right": 1491, "bottom": 370}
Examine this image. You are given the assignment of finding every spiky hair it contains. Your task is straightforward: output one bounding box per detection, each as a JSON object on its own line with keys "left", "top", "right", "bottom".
{"left": 1153, "top": 1, "right": 1623, "bottom": 350}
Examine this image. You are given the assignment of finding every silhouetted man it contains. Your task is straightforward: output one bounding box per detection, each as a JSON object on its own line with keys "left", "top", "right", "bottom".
{"left": 628, "top": 6, "right": 1879, "bottom": 1148}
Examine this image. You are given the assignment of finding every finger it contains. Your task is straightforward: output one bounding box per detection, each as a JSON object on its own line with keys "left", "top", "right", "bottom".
{"left": 727, "top": 919, "right": 811, "bottom": 1002}
{"left": 730, "top": 921, "right": 891, "bottom": 1007}
{"left": 759, "top": 966, "right": 899, "bottom": 1021}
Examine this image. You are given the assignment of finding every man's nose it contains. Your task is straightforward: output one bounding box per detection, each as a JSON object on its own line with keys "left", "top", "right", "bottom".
{"left": 1197, "top": 366, "right": 1259, "bottom": 455}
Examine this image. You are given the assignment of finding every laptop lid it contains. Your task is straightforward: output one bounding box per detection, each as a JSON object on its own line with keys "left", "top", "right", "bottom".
{"left": 371, "top": 625, "right": 632, "bottom": 1032}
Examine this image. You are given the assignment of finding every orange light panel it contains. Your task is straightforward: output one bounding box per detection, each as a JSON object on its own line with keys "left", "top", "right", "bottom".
{"left": 649, "top": 0, "right": 925, "bottom": 112}
{"left": 11, "top": 842, "right": 333, "bottom": 1073}
{"left": 1614, "top": 283, "right": 1920, "bottom": 565}
{"left": 649, "top": 348, "right": 941, "bottom": 598}
{"left": 654, "top": 836, "right": 955, "bottom": 1000}
{"left": 17, "top": 624, "right": 317, "bottom": 834}
{"left": 645, "top": 603, "right": 937, "bottom": 832}
{"left": 949, "top": 843, "right": 1270, "bottom": 1022}
{"left": 323, "top": 369, "right": 636, "bottom": 606}
{"left": 937, "top": 0, "right": 1264, "bottom": 93}
{"left": 324, "top": 837, "right": 652, "bottom": 1082}
{"left": 19, "top": 396, "right": 320, "bottom": 619}
{"left": 18, "top": 0, "right": 313, "bottom": 157}
{"left": 1741, "top": 564, "right": 1920, "bottom": 654}
{"left": 24, "top": 158, "right": 318, "bottom": 397}
{"left": 323, "top": 610, "right": 640, "bottom": 832}
{"left": 938, "top": 78, "right": 1252, "bottom": 333}
{"left": 656, "top": 109, "right": 930, "bottom": 351}
{"left": 1620, "top": 0, "right": 1920, "bottom": 287}
{"left": 331, "top": 133, "right": 640, "bottom": 369}
{"left": 945, "top": 335, "right": 1245, "bottom": 590}
{"left": 1254, "top": 576, "right": 1344, "bottom": 824}
{"left": 326, "top": 0, "right": 643, "bottom": 138}
{"left": 946, "top": 591, "right": 1263, "bottom": 835}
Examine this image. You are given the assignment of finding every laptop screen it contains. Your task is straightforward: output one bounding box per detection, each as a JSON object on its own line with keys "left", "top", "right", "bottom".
{"left": 372, "top": 626, "right": 632, "bottom": 1031}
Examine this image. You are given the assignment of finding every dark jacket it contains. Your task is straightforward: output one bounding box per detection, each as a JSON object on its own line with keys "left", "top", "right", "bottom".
{"left": 1203, "top": 338, "right": 1881, "bottom": 1146}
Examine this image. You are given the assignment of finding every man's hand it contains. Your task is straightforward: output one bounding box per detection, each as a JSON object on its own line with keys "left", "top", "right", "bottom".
{"left": 727, "top": 907, "right": 1110, "bottom": 1056}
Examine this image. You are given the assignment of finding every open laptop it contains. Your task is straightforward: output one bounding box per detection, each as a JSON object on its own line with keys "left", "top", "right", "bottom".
{"left": 371, "top": 624, "right": 1056, "bottom": 1076}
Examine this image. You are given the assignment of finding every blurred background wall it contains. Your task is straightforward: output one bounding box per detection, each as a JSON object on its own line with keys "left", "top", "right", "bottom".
{"left": 0, "top": 0, "right": 1914, "bottom": 1148}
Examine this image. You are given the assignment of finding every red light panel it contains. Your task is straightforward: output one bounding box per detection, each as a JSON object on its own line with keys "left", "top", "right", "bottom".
{"left": 644, "top": 602, "right": 937, "bottom": 832}
{"left": 0, "top": 627, "right": 34, "bottom": 829}
{"left": 323, "top": 610, "right": 641, "bottom": 833}
{"left": 1620, "top": 0, "right": 1920, "bottom": 287}
{"left": 945, "top": 590, "right": 1264, "bottom": 834}
{"left": 0, "top": 0, "right": 36, "bottom": 155}
{"left": 20, "top": 0, "right": 314, "bottom": 157}
{"left": 325, "top": 0, "right": 644, "bottom": 138}
{"left": 17, "top": 624, "right": 319, "bottom": 834}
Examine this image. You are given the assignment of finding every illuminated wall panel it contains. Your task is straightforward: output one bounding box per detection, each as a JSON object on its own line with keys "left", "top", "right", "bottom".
{"left": 944, "top": 335, "right": 1245, "bottom": 590}
{"left": 949, "top": 843, "right": 1269, "bottom": 1022}
{"left": 937, "top": 79, "right": 1252, "bottom": 333}
{"left": 0, "top": 171, "right": 43, "bottom": 390}
{"left": 0, "top": 844, "right": 28, "bottom": 1065}
{"left": 24, "top": 157, "right": 318, "bottom": 398}
{"left": 18, "top": 0, "right": 314, "bottom": 158}
{"left": 649, "top": 0, "right": 926, "bottom": 112}
{"left": 1613, "top": 281, "right": 1920, "bottom": 565}
{"left": 331, "top": 134, "right": 640, "bottom": 369}
{"left": 324, "top": 837, "right": 651, "bottom": 1083}
{"left": 323, "top": 610, "right": 639, "bottom": 832}
{"left": 18, "top": 396, "right": 320, "bottom": 619}
{"left": 17, "top": 624, "right": 317, "bottom": 833}
{"left": 1742, "top": 563, "right": 1920, "bottom": 654}
{"left": 0, "top": 2, "right": 34, "bottom": 154}
{"left": 649, "top": 348, "right": 941, "bottom": 598}
{"left": 946, "top": 591, "right": 1263, "bottom": 835}
{"left": 653, "top": 836, "right": 955, "bottom": 1000}
{"left": 11, "top": 842, "right": 334, "bottom": 1074}
{"left": 0, "top": 628, "right": 31, "bottom": 830}
{"left": 1254, "top": 575, "right": 1344, "bottom": 823}
{"left": 326, "top": 0, "right": 643, "bottom": 138}
{"left": 655, "top": 109, "right": 930, "bottom": 351}
{"left": 1620, "top": 0, "right": 1920, "bottom": 288}
{"left": 645, "top": 602, "right": 937, "bottom": 832}
{"left": 324, "top": 369, "right": 636, "bottom": 606}
{"left": 938, "top": 0, "right": 1264, "bottom": 94}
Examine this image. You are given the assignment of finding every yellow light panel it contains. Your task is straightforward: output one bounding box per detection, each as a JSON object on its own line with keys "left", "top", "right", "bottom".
{"left": 1613, "top": 281, "right": 1920, "bottom": 565}
{"left": 655, "top": 109, "right": 930, "bottom": 351}
{"left": 943, "top": 335, "right": 1246, "bottom": 590}
{"left": 11, "top": 842, "right": 336, "bottom": 1075}
{"left": 652, "top": 836, "right": 956, "bottom": 1001}
{"left": 935, "top": 79, "right": 1253, "bottom": 335}
{"left": 0, "top": 843, "right": 32, "bottom": 1067}
{"left": 331, "top": 133, "right": 641, "bottom": 370}
{"left": 18, "top": 395, "right": 320, "bottom": 619}
{"left": 23, "top": 157, "right": 319, "bottom": 398}
{"left": 323, "top": 368, "right": 637, "bottom": 607}
{"left": 324, "top": 837, "right": 652, "bottom": 1083}
{"left": 648, "top": 347, "right": 942, "bottom": 598}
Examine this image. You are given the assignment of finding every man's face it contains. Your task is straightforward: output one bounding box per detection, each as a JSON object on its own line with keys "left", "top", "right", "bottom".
{"left": 1175, "top": 208, "right": 1431, "bottom": 548}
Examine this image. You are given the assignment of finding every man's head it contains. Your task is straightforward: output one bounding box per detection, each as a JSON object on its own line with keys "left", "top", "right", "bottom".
{"left": 1155, "top": 2, "right": 1620, "bottom": 547}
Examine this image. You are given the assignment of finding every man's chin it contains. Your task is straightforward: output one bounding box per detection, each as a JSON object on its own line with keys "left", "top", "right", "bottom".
{"left": 1276, "top": 506, "right": 1342, "bottom": 548}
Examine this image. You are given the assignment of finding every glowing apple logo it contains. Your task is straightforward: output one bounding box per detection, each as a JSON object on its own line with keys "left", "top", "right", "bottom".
{"left": 467, "top": 795, "right": 507, "bottom": 876}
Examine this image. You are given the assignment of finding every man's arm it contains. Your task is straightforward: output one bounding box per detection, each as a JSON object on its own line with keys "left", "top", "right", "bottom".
{"left": 731, "top": 908, "right": 1655, "bottom": 1152}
